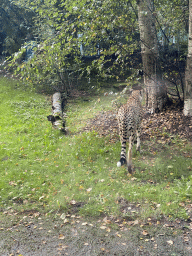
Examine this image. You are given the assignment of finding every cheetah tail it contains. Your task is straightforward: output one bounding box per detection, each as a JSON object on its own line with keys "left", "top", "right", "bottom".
{"left": 117, "top": 158, "right": 127, "bottom": 167}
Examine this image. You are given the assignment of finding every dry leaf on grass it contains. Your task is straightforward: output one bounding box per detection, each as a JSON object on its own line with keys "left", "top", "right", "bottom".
{"left": 167, "top": 240, "right": 174, "bottom": 245}
{"left": 58, "top": 234, "right": 65, "bottom": 239}
{"left": 142, "top": 230, "right": 149, "bottom": 236}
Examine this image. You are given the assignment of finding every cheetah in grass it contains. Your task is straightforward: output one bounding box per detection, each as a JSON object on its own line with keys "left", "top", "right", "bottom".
{"left": 117, "top": 89, "right": 144, "bottom": 173}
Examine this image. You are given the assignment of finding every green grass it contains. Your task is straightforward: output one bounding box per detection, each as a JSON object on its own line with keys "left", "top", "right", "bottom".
{"left": 0, "top": 77, "right": 192, "bottom": 221}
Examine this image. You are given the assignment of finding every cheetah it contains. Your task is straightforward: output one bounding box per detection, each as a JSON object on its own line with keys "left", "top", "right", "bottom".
{"left": 117, "top": 89, "right": 143, "bottom": 173}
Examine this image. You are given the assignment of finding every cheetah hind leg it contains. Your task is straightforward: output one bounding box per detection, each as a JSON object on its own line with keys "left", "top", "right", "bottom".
{"left": 127, "top": 135, "right": 133, "bottom": 174}
{"left": 136, "top": 130, "right": 141, "bottom": 153}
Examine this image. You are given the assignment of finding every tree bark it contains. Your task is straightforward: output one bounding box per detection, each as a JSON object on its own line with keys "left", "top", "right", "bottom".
{"left": 47, "top": 92, "right": 66, "bottom": 132}
{"left": 183, "top": 0, "right": 192, "bottom": 116}
{"left": 137, "top": 0, "right": 167, "bottom": 113}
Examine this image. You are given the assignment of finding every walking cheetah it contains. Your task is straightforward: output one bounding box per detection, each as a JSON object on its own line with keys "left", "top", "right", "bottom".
{"left": 117, "top": 89, "right": 143, "bottom": 173}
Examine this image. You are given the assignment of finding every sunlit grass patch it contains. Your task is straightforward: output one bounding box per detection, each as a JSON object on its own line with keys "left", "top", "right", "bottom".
{"left": 0, "top": 77, "right": 192, "bottom": 221}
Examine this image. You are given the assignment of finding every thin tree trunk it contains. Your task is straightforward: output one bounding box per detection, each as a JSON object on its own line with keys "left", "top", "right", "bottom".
{"left": 137, "top": 0, "right": 167, "bottom": 113}
{"left": 183, "top": 0, "right": 192, "bottom": 116}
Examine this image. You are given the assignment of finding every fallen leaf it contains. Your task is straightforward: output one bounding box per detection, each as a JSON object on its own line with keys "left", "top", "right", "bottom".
{"left": 100, "top": 247, "right": 109, "bottom": 252}
{"left": 133, "top": 219, "right": 139, "bottom": 225}
{"left": 63, "top": 218, "right": 69, "bottom": 224}
{"left": 163, "top": 223, "right": 174, "bottom": 227}
{"left": 142, "top": 230, "right": 149, "bottom": 236}
{"left": 33, "top": 212, "right": 40, "bottom": 217}
{"left": 70, "top": 200, "right": 76, "bottom": 205}
{"left": 116, "top": 232, "right": 122, "bottom": 238}
{"left": 184, "top": 236, "right": 189, "bottom": 242}
{"left": 86, "top": 187, "right": 92, "bottom": 192}
{"left": 60, "top": 213, "right": 66, "bottom": 219}
{"left": 167, "top": 240, "right": 174, "bottom": 245}
{"left": 58, "top": 234, "right": 65, "bottom": 240}
{"left": 103, "top": 217, "right": 111, "bottom": 224}
{"left": 58, "top": 245, "right": 68, "bottom": 250}
{"left": 100, "top": 225, "right": 107, "bottom": 230}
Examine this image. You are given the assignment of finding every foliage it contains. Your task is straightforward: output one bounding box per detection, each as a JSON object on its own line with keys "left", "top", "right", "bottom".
{"left": 155, "top": 0, "right": 189, "bottom": 38}
{"left": 155, "top": 0, "right": 189, "bottom": 99}
{"left": 8, "top": 0, "right": 189, "bottom": 96}
{"left": 9, "top": 0, "right": 141, "bottom": 92}
{"left": 0, "top": 0, "right": 34, "bottom": 55}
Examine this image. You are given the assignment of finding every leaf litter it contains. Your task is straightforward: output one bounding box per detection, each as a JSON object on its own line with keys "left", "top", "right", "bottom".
{"left": 82, "top": 103, "right": 192, "bottom": 142}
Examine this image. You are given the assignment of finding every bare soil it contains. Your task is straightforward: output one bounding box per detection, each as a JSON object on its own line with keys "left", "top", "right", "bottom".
{"left": 1, "top": 211, "right": 192, "bottom": 256}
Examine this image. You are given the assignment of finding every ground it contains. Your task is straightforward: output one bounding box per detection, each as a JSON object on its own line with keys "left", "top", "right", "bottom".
{"left": 83, "top": 102, "right": 192, "bottom": 143}
{"left": 1, "top": 102, "right": 192, "bottom": 256}
{"left": 1, "top": 210, "right": 192, "bottom": 256}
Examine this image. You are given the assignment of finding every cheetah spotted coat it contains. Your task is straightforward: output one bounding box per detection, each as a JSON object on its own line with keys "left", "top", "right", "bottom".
{"left": 117, "top": 90, "right": 143, "bottom": 173}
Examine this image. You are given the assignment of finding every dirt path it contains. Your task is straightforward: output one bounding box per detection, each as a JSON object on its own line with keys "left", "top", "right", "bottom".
{"left": 1, "top": 212, "right": 192, "bottom": 256}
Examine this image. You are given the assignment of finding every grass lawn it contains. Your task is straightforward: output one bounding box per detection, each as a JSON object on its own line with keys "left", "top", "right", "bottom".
{"left": 0, "top": 77, "right": 192, "bottom": 221}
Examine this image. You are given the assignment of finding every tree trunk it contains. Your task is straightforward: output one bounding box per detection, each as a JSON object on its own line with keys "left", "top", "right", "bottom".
{"left": 183, "top": 0, "right": 192, "bottom": 116}
{"left": 137, "top": 0, "right": 167, "bottom": 113}
{"left": 47, "top": 92, "right": 66, "bottom": 132}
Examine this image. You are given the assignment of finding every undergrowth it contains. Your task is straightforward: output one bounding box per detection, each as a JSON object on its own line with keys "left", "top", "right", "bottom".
{"left": 0, "top": 77, "right": 192, "bottom": 221}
